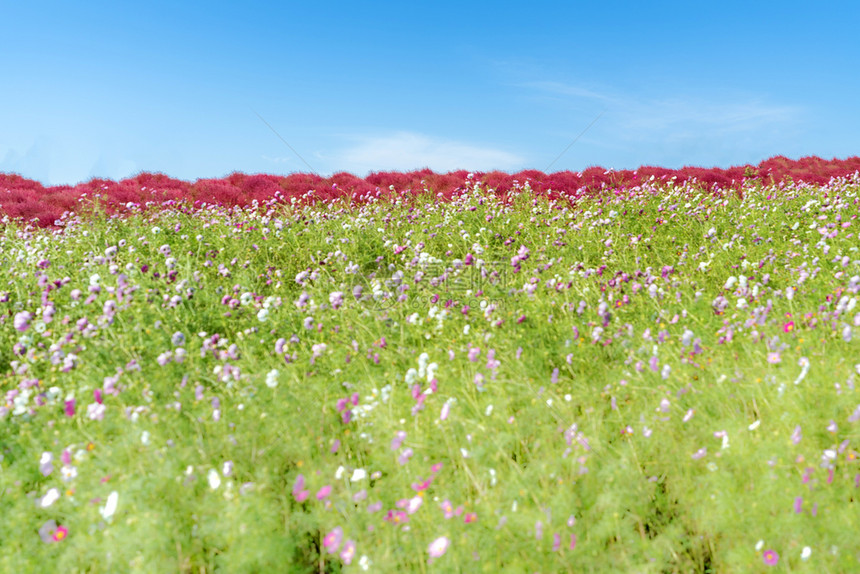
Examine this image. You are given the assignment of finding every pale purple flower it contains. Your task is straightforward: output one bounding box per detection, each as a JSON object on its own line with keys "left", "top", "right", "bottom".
{"left": 39, "top": 519, "right": 60, "bottom": 544}
{"left": 398, "top": 448, "right": 414, "bottom": 466}
{"left": 367, "top": 501, "right": 382, "bottom": 513}
{"left": 391, "top": 431, "right": 407, "bottom": 451}
{"left": 692, "top": 447, "right": 707, "bottom": 460}
{"left": 791, "top": 425, "right": 802, "bottom": 445}
{"left": 440, "top": 401, "right": 451, "bottom": 421}
{"left": 39, "top": 452, "right": 53, "bottom": 476}
{"left": 14, "top": 311, "right": 32, "bottom": 332}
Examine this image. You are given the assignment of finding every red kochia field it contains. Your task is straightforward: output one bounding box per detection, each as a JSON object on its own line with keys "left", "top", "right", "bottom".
{"left": 2, "top": 155, "right": 860, "bottom": 228}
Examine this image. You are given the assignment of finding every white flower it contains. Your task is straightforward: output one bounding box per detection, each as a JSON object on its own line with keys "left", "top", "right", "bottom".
{"left": 358, "top": 555, "right": 371, "bottom": 571}
{"left": 801, "top": 546, "right": 812, "bottom": 560}
{"left": 100, "top": 491, "right": 118, "bottom": 521}
{"left": 350, "top": 468, "right": 367, "bottom": 482}
{"left": 748, "top": 420, "right": 761, "bottom": 431}
{"left": 755, "top": 540, "right": 764, "bottom": 552}
{"left": 405, "top": 368, "right": 418, "bottom": 384}
{"left": 406, "top": 496, "right": 422, "bottom": 514}
{"left": 265, "top": 369, "right": 279, "bottom": 388}
{"left": 141, "top": 431, "right": 150, "bottom": 445}
{"left": 61, "top": 465, "right": 78, "bottom": 481}
{"left": 257, "top": 308, "right": 269, "bottom": 322}
{"left": 40, "top": 488, "right": 60, "bottom": 508}
{"left": 208, "top": 469, "right": 221, "bottom": 490}
{"left": 335, "top": 465, "right": 346, "bottom": 480}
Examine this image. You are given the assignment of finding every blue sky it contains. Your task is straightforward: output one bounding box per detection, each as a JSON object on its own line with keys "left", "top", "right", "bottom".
{"left": 2, "top": 1, "right": 859, "bottom": 187}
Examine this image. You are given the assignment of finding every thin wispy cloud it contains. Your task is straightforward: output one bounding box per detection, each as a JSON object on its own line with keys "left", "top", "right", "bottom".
{"left": 329, "top": 132, "right": 526, "bottom": 175}
{"left": 520, "top": 80, "right": 805, "bottom": 168}
{"left": 524, "top": 80, "right": 803, "bottom": 139}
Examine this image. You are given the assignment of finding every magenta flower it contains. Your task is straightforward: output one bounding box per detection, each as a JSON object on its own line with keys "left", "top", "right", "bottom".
{"left": 64, "top": 399, "right": 75, "bottom": 417}
{"left": 384, "top": 510, "right": 409, "bottom": 524}
{"left": 316, "top": 485, "right": 332, "bottom": 500}
{"left": 323, "top": 526, "right": 343, "bottom": 554}
{"left": 763, "top": 549, "right": 779, "bottom": 566}
{"left": 794, "top": 496, "right": 803, "bottom": 513}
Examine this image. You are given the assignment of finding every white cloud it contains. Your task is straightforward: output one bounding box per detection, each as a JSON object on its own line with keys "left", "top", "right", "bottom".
{"left": 329, "top": 132, "right": 526, "bottom": 174}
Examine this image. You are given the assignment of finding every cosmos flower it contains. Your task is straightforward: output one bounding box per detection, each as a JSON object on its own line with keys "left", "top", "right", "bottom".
{"left": 428, "top": 536, "right": 450, "bottom": 560}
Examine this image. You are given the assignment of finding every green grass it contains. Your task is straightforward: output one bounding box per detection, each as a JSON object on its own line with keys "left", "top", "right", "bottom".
{"left": 2, "top": 177, "right": 860, "bottom": 572}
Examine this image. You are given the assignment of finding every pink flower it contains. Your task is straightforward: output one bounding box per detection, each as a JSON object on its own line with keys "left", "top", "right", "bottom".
{"left": 384, "top": 510, "right": 409, "bottom": 524}
{"left": 763, "top": 549, "right": 779, "bottom": 566}
{"left": 464, "top": 512, "right": 477, "bottom": 524}
{"left": 316, "top": 485, "right": 332, "bottom": 500}
{"left": 323, "top": 526, "right": 343, "bottom": 554}
{"left": 428, "top": 536, "right": 450, "bottom": 560}
{"left": 340, "top": 539, "right": 356, "bottom": 564}
{"left": 440, "top": 499, "right": 455, "bottom": 519}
